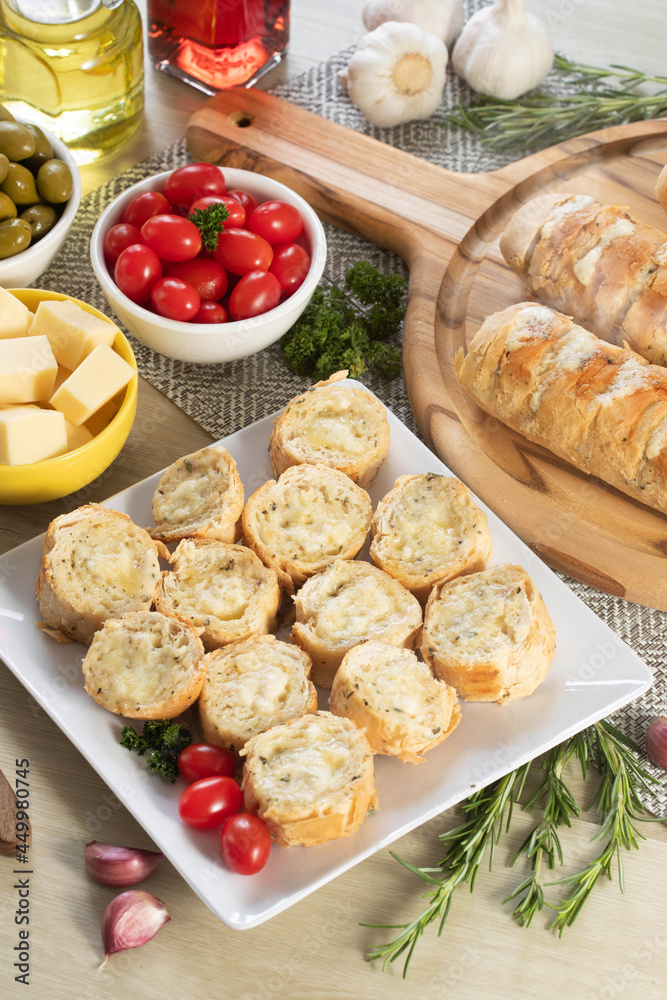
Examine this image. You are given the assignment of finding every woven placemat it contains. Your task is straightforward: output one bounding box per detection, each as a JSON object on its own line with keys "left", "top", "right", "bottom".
{"left": 36, "top": 0, "right": 666, "bottom": 813}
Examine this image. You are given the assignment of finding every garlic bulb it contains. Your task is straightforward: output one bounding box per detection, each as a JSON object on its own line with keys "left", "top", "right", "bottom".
{"left": 340, "top": 21, "right": 448, "bottom": 128}
{"left": 362, "top": 0, "right": 464, "bottom": 49}
{"left": 452, "top": 0, "right": 553, "bottom": 101}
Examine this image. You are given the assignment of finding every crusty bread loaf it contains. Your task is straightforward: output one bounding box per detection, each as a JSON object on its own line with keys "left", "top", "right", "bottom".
{"left": 269, "top": 372, "right": 390, "bottom": 488}
{"left": 81, "top": 611, "right": 206, "bottom": 718}
{"left": 329, "top": 641, "right": 461, "bottom": 763}
{"left": 36, "top": 504, "right": 165, "bottom": 645}
{"left": 291, "top": 559, "right": 422, "bottom": 688}
{"left": 240, "top": 711, "right": 377, "bottom": 847}
{"left": 150, "top": 445, "right": 244, "bottom": 544}
{"left": 241, "top": 464, "right": 372, "bottom": 594}
{"left": 198, "top": 635, "right": 317, "bottom": 752}
{"left": 369, "top": 474, "right": 492, "bottom": 603}
{"left": 500, "top": 193, "right": 667, "bottom": 365}
{"left": 421, "top": 563, "right": 556, "bottom": 703}
{"left": 154, "top": 538, "right": 280, "bottom": 650}
{"left": 455, "top": 301, "right": 667, "bottom": 515}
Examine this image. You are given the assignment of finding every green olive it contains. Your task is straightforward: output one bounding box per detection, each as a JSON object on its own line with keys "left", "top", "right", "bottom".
{"left": 0, "top": 163, "right": 39, "bottom": 206}
{"left": 0, "top": 192, "right": 17, "bottom": 222}
{"left": 36, "top": 159, "right": 72, "bottom": 205}
{"left": 0, "top": 218, "right": 32, "bottom": 259}
{"left": 20, "top": 203, "right": 57, "bottom": 240}
{"left": 0, "top": 105, "right": 15, "bottom": 123}
{"left": 0, "top": 121, "right": 36, "bottom": 162}
{"left": 0, "top": 153, "right": 8, "bottom": 185}
{"left": 22, "top": 125, "right": 54, "bottom": 174}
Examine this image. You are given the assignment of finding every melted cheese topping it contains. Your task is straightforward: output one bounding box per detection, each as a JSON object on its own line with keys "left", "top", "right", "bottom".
{"left": 280, "top": 386, "right": 387, "bottom": 462}
{"left": 164, "top": 544, "right": 271, "bottom": 626}
{"left": 427, "top": 570, "right": 531, "bottom": 655}
{"left": 206, "top": 646, "right": 305, "bottom": 719}
{"left": 598, "top": 358, "right": 651, "bottom": 407}
{"left": 153, "top": 447, "right": 239, "bottom": 532}
{"left": 573, "top": 217, "right": 636, "bottom": 286}
{"left": 503, "top": 305, "right": 558, "bottom": 351}
{"left": 529, "top": 327, "right": 600, "bottom": 412}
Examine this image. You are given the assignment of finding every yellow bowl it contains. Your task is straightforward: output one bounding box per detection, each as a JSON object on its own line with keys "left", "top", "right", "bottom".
{"left": 1, "top": 289, "right": 138, "bottom": 505}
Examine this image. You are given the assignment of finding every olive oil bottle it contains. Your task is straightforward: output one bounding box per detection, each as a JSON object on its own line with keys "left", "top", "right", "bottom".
{"left": 0, "top": 0, "right": 144, "bottom": 164}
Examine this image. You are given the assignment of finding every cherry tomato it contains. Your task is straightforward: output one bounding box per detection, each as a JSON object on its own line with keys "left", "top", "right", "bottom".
{"left": 212, "top": 228, "right": 273, "bottom": 276}
{"left": 227, "top": 188, "right": 258, "bottom": 216}
{"left": 150, "top": 277, "right": 200, "bottom": 321}
{"left": 220, "top": 813, "right": 271, "bottom": 875}
{"left": 114, "top": 244, "right": 162, "bottom": 304}
{"left": 178, "top": 776, "right": 242, "bottom": 830}
{"left": 140, "top": 214, "right": 202, "bottom": 263}
{"left": 189, "top": 194, "right": 246, "bottom": 229}
{"left": 122, "top": 190, "right": 171, "bottom": 230}
{"left": 165, "top": 163, "right": 226, "bottom": 210}
{"left": 178, "top": 743, "right": 236, "bottom": 783}
{"left": 229, "top": 269, "right": 281, "bottom": 320}
{"left": 166, "top": 257, "right": 228, "bottom": 301}
{"left": 103, "top": 223, "right": 142, "bottom": 266}
{"left": 268, "top": 242, "right": 311, "bottom": 295}
{"left": 194, "top": 301, "right": 228, "bottom": 323}
{"left": 247, "top": 201, "right": 303, "bottom": 246}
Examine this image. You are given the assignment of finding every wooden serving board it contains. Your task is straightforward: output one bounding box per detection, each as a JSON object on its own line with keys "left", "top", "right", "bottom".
{"left": 188, "top": 91, "right": 667, "bottom": 609}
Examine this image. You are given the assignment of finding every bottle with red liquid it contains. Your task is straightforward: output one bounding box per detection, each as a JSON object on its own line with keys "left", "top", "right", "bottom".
{"left": 147, "top": 0, "right": 290, "bottom": 92}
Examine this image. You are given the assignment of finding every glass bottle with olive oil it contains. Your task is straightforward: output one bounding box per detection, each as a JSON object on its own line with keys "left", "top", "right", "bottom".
{"left": 0, "top": 0, "right": 144, "bottom": 164}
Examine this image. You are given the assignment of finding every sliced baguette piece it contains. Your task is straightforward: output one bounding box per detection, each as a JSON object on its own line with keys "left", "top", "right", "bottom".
{"left": 198, "top": 635, "right": 317, "bottom": 752}
{"left": 36, "top": 504, "right": 165, "bottom": 645}
{"left": 240, "top": 711, "right": 377, "bottom": 847}
{"left": 421, "top": 563, "right": 556, "bottom": 704}
{"left": 291, "top": 559, "right": 422, "bottom": 688}
{"left": 369, "top": 474, "right": 492, "bottom": 603}
{"left": 149, "top": 445, "right": 244, "bottom": 544}
{"left": 269, "top": 372, "right": 390, "bottom": 488}
{"left": 329, "top": 641, "right": 461, "bottom": 764}
{"left": 154, "top": 539, "right": 280, "bottom": 651}
{"left": 241, "top": 464, "right": 372, "bottom": 594}
{"left": 81, "top": 611, "right": 206, "bottom": 718}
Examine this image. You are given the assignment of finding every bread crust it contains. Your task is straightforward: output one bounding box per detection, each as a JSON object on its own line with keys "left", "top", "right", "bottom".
{"left": 240, "top": 711, "right": 377, "bottom": 847}
{"left": 369, "top": 474, "right": 492, "bottom": 603}
{"left": 329, "top": 641, "right": 461, "bottom": 763}
{"left": 35, "top": 504, "right": 163, "bottom": 645}
{"left": 421, "top": 563, "right": 556, "bottom": 703}
{"left": 291, "top": 559, "right": 422, "bottom": 688}
{"left": 241, "top": 464, "right": 372, "bottom": 594}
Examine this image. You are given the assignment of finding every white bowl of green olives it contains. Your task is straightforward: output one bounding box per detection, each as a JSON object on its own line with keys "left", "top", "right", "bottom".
{"left": 0, "top": 108, "right": 81, "bottom": 288}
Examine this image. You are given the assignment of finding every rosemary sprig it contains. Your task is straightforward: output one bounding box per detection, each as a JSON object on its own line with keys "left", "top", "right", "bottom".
{"left": 445, "top": 55, "right": 667, "bottom": 154}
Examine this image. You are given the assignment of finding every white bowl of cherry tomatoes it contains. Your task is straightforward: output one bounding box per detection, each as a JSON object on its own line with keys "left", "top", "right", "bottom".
{"left": 90, "top": 163, "right": 327, "bottom": 364}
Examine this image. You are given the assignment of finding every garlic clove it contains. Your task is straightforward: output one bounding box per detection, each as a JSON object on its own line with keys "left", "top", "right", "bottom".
{"left": 101, "top": 890, "right": 170, "bottom": 966}
{"left": 362, "top": 0, "right": 465, "bottom": 49}
{"left": 85, "top": 841, "right": 163, "bottom": 888}
{"left": 452, "top": 0, "right": 553, "bottom": 101}
{"left": 646, "top": 715, "right": 667, "bottom": 771}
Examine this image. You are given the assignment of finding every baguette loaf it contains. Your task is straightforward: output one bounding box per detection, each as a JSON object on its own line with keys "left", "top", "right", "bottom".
{"left": 455, "top": 301, "right": 667, "bottom": 515}
{"left": 500, "top": 193, "right": 667, "bottom": 364}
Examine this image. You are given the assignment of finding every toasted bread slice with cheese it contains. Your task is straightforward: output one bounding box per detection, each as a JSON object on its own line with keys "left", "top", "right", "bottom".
{"left": 36, "top": 504, "right": 165, "bottom": 645}
{"left": 291, "top": 559, "right": 422, "bottom": 688}
{"left": 369, "top": 474, "right": 493, "bottom": 603}
{"left": 421, "top": 563, "right": 556, "bottom": 703}
{"left": 329, "top": 640, "right": 461, "bottom": 763}
{"left": 81, "top": 610, "right": 206, "bottom": 718}
{"left": 240, "top": 711, "right": 377, "bottom": 846}
{"left": 198, "top": 635, "right": 317, "bottom": 752}
{"left": 241, "top": 464, "right": 372, "bottom": 594}
{"left": 149, "top": 445, "right": 244, "bottom": 544}
{"left": 154, "top": 539, "right": 280, "bottom": 650}
{"left": 269, "top": 373, "right": 390, "bottom": 488}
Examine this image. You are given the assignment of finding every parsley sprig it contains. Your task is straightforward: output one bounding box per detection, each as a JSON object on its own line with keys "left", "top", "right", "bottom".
{"left": 189, "top": 202, "right": 230, "bottom": 252}
{"left": 120, "top": 720, "right": 192, "bottom": 783}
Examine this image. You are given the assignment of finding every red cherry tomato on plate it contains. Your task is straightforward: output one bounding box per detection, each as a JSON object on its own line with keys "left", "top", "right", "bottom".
{"left": 141, "top": 214, "right": 202, "bottom": 263}
{"left": 114, "top": 244, "right": 162, "bottom": 304}
{"left": 166, "top": 257, "right": 228, "bottom": 301}
{"left": 227, "top": 188, "right": 258, "bottom": 216}
{"left": 229, "top": 269, "right": 281, "bottom": 320}
{"left": 165, "top": 163, "right": 226, "bottom": 210}
{"left": 103, "top": 223, "right": 142, "bottom": 266}
{"left": 269, "top": 242, "right": 311, "bottom": 295}
{"left": 212, "top": 228, "right": 273, "bottom": 276}
{"left": 122, "top": 190, "right": 171, "bottom": 230}
{"left": 194, "top": 301, "right": 228, "bottom": 323}
{"left": 220, "top": 813, "right": 271, "bottom": 875}
{"left": 178, "top": 743, "right": 236, "bottom": 783}
{"left": 189, "top": 194, "right": 246, "bottom": 229}
{"left": 150, "top": 277, "right": 200, "bottom": 321}
{"left": 247, "top": 201, "right": 303, "bottom": 246}
{"left": 178, "top": 776, "right": 242, "bottom": 830}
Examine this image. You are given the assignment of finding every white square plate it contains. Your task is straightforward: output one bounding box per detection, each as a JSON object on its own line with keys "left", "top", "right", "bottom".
{"left": 0, "top": 381, "right": 652, "bottom": 929}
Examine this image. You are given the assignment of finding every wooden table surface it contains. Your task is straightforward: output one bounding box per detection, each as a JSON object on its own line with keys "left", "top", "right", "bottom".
{"left": 1, "top": 2, "right": 666, "bottom": 997}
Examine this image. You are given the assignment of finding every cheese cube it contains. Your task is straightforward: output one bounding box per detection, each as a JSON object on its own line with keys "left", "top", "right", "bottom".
{"left": 0, "top": 335, "right": 58, "bottom": 404}
{"left": 64, "top": 419, "right": 94, "bottom": 451}
{"left": 29, "top": 299, "right": 117, "bottom": 370}
{"left": 0, "top": 406, "right": 67, "bottom": 465}
{"left": 0, "top": 288, "right": 33, "bottom": 339}
{"left": 49, "top": 344, "right": 135, "bottom": 427}
{"left": 53, "top": 365, "right": 72, "bottom": 393}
